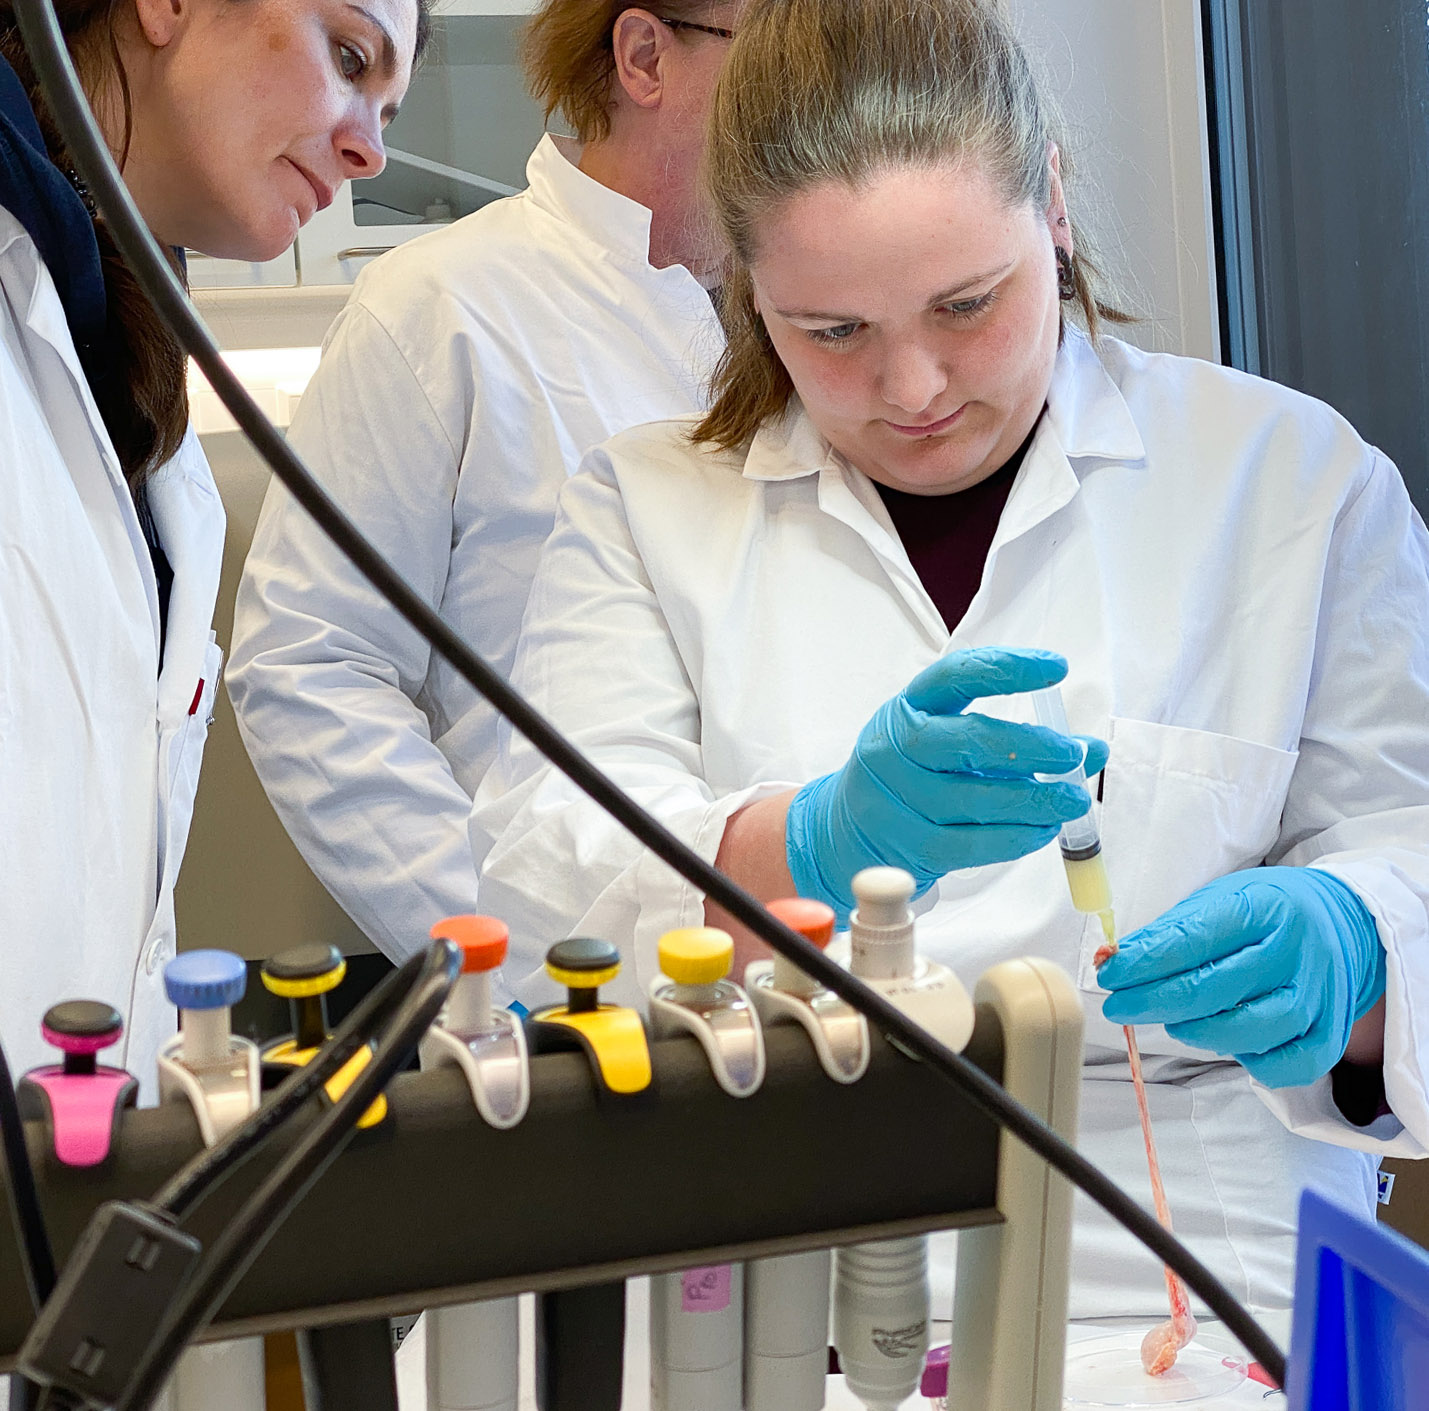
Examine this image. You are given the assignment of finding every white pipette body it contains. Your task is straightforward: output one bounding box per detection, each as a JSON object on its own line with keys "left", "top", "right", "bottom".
{"left": 648, "top": 929, "right": 761, "bottom": 1410}
{"left": 428, "top": 1299, "right": 519, "bottom": 1411}
{"left": 423, "top": 919, "right": 527, "bottom": 1411}
{"left": 160, "top": 951, "right": 265, "bottom": 1411}
{"left": 743, "top": 899, "right": 843, "bottom": 1411}
{"left": 834, "top": 870, "right": 933, "bottom": 1411}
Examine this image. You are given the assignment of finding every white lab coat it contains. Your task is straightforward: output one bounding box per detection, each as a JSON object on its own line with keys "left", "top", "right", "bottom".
{"left": 473, "top": 329, "right": 1429, "bottom": 1320}
{"left": 0, "top": 208, "right": 225, "bottom": 1088}
{"left": 227, "top": 136, "right": 724, "bottom": 964}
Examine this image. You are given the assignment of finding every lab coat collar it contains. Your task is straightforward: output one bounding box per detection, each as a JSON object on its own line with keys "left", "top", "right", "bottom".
{"left": 735, "top": 331, "right": 1148, "bottom": 644}
{"left": 145, "top": 433, "right": 225, "bottom": 721}
{"left": 524, "top": 134, "right": 662, "bottom": 273}
{"left": 1045, "top": 326, "right": 1147, "bottom": 465}
{"left": 740, "top": 401, "right": 838, "bottom": 483}
{"left": 0, "top": 207, "right": 162, "bottom": 650}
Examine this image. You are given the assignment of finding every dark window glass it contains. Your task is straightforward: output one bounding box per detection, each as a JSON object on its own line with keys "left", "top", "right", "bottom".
{"left": 1205, "top": 0, "right": 1429, "bottom": 510}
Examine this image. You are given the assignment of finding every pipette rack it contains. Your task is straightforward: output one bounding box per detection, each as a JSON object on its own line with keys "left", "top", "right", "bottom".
{"left": 0, "top": 958, "right": 1082, "bottom": 1411}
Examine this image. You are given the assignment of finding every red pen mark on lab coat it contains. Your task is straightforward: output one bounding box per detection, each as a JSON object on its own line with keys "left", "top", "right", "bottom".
{"left": 188, "top": 680, "right": 205, "bottom": 716}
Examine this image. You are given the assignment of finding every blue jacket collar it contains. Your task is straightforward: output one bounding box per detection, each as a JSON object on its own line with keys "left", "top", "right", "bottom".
{"left": 0, "top": 52, "right": 105, "bottom": 375}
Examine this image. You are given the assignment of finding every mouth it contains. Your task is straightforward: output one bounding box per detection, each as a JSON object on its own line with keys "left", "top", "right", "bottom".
{"left": 884, "top": 405, "right": 967, "bottom": 438}
{"left": 286, "top": 158, "right": 334, "bottom": 214}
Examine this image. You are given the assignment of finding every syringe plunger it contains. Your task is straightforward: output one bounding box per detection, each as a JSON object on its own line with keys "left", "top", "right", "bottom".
{"left": 1030, "top": 686, "right": 1101, "bottom": 859}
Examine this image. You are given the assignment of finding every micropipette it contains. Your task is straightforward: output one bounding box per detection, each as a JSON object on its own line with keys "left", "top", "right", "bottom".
{"left": 159, "top": 952, "right": 265, "bottom": 1411}
{"left": 421, "top": 917, "right": 527, "bottom": 1411}
{"left": 834, "top": 870, "right": 934, "bottom": 1411}
{"left": 648, "top": 927, "right": 759, "bottom": 1411}
{"left": 744, "top": 899, "right": 841, "bottom": 1411}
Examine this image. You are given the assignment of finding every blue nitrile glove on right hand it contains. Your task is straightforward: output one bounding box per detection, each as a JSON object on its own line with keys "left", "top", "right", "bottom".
{"left": 785, "top": 647, "right": 1109, "bottom": 924}
{"left": 1099, "top": 866, "right": 1387, "bottom": 1089}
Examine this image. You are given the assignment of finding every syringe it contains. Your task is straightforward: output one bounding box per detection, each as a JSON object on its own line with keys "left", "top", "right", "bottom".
{"left": 1031, "top": 684, "right": 1197, "bottom": 1376}
{"left": 1030, "top": 686, "right": 1115, "bottom": 947}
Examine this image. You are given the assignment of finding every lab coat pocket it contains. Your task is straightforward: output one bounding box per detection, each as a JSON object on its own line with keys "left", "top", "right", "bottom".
{"left": 157, "top": 636, "right": 224, "bottom": 901}
{"left": 1079, "top": 717, "right": 1298, "bottom": 994}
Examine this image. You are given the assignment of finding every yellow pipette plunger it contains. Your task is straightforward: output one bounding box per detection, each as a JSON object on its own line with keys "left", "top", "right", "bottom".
{"left": 1031, "top": 686, "right": 1116, "bottom": 946}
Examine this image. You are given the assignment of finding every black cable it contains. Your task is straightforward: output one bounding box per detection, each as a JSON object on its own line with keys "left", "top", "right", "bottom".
{"left": 115, "top": 941, "right": 461, "bottom": 1411}
{"left": 11, "top": 0, "right": 1287, "bottom": 1387}
{"left": 0, "top": 1041, "right": 55, "bottom": 1310}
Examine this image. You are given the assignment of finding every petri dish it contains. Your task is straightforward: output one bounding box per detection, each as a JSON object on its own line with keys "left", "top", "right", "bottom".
{"left": 1064, "top": 1328, "right": 1248, "bottom": 1406}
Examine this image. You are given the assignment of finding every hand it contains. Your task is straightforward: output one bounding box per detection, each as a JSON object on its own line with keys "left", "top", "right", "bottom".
{"left": 784, "top": 647, "right": 1108, "bottom": 921}
{"left": 1099, "top": 866, "right": 1386, "bottom": 1089}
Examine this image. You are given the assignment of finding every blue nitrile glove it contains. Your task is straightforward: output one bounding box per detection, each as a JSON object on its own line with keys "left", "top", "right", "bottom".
{"left": 785, "top": 647, "right": 1109, "bottom": 923}
{"left": 1099, "top": 866, "right": 1387, "bottom": 1089}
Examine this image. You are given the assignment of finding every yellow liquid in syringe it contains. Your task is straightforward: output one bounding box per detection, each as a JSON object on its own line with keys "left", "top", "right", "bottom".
{"left": 1062, "top": 851, "right": 1118, "bottom": 947}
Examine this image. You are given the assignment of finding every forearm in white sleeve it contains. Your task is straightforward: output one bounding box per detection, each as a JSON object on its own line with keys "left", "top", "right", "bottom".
{"left": 471, "top": 455, "right": 798, "bottom": 1012}
{"left": 228, "top": 302, "right": 481, "bottom": 962}
{"left": 1263, "top": 453, "right": 1429, "bottom": 1154}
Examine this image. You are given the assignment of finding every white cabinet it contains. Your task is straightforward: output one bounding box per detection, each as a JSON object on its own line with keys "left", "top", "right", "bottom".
{"left": 187, "top": 0, "right": 546, "bottom": 289}
{"left": 186, "top": 246, "right": 298, "bottom": 290}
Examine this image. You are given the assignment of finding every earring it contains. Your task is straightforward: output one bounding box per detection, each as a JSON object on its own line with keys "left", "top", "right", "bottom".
{"left": 1055, "top": 245, "right": 1076, "bottom": 302}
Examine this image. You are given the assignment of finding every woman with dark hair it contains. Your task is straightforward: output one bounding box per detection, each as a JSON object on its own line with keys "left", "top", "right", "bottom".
{"left": 0, "top": 0, "right": 420, "bottom": 1083}
{"left": 474, "top": 0, "right": 1429, "bottom": 1329}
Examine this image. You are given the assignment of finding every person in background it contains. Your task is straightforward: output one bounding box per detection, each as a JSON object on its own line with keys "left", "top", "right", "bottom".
{"left": 0, "top": 0, "right": 418, "bottom": 1084}
{"left": 472, "top": 0, "right": 1429, "bottom": 1326}
{"left": 227, "top": 2, "right": 735, "bottom": 969}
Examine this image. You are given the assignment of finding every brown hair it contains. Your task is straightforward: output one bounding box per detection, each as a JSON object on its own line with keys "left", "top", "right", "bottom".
{"left": 522, "top": 1, "right": 717, "bottom": 143}
{"left": 0, "top": 0, "right": 434, "bottom": 491}
{"left": 693, "top": 0, "right": 1134, "bottom": 451}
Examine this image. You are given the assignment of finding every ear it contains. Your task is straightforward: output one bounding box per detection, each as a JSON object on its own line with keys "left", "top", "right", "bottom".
{"left": 611, "top": 8, "right": 675, "bottom": 112}
{"left": 132, "top": 0, "right": 187, "bottom": 48}
{"left": 1045, "top": 141, "right": 1072, "bottom": 256}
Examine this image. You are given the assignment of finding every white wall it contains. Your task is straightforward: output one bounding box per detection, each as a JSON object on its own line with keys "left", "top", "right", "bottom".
{"left": 1011, "top": 0, "right": 1220, "bottom": 360}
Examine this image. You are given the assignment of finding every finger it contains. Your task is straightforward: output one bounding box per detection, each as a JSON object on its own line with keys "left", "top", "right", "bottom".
{"left": 1101, "top": 922, "right": 1301, "bottom": 1022}
{"left": 1162, "top": 987, "right": 1314, "bottom": 1057}
{"left": 1101, "top": 926, "right": 1300, "bottom": 1025}
{"left": 901, "top": 821, "right": 1064, "bottom": 875}
{"left": 1237, "top": 1022, "right": 1342, "bottom": 1089}
{"left": 863, "top": 752, "right": 1093, "bottom": 827}
{"left": 903, "top": 646, "right": 1068, "bottom": 717}
{"left": 838, "top": 789, "right": 1063, "bottom": 877}
{"left": 1096, "top": 883, "right": 1273, "bottom": 990}
{"left": 1076, "top": 734, "right": 1110, "bottom": 779}
{"left": 894, "top": 708, "right": 1086, "bottom": 778}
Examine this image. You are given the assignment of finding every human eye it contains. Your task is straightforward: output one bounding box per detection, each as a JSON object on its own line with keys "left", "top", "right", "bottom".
{"left": 805, "top": 322, "right": 862, "bottom": 347}
{"left": 334, "top": 39, "right": 369, "bottom": 81}
{"left": 941, "top": 291, "right": 997, "bottom": 322}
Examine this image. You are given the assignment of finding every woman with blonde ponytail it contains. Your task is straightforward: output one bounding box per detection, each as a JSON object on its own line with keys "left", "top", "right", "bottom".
{"left": 476, "top": 0, "right": 1429, "bottom": 1330}
{"left": 0, "top": 0, "right": 423, "bottom": 1086}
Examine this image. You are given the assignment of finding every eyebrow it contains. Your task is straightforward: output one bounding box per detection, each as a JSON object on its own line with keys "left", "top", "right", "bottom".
{"left": 775, "top": 262, "right": 1015, "bottom": 323}
{"left": 346, "top": 3, "right": 402, "bottom": 120}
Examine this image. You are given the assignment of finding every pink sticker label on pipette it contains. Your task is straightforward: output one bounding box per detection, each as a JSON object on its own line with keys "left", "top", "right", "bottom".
{"left": 681, "top": 1265, "right": 732, "bottom": 1313}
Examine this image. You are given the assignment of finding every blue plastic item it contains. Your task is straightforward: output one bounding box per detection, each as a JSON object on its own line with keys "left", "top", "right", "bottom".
{"left": 1288, "top": 1188, "right": 1429, "bottom": 1410}
{"left": 164, "top": 949, "right": 248, "bottom": 1010}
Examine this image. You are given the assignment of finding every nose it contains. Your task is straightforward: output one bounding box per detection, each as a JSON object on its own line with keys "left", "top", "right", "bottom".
{"left": 336, "top": 105, "right": 387, "bottom": 181}
{"left": 878, "top": 337, "right": 949, "bottom": 417}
